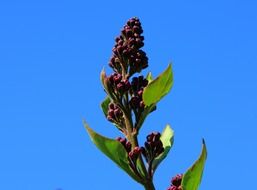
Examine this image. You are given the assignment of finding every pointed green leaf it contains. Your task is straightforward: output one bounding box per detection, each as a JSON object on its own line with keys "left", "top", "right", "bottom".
{"left": 182, "top": 139, "right": 207, "bottom": 190}
{"left": 143, "top": 64, "right": 173, "bottom": 106}
{"left": 152, "top": 125, "right": 174, "bottom": 171}
{"left": 83, "top": 122, "right": 143, "bottom": 184}
{"left": 101, "top": 97, "right": 111, "bottom": 117}
{"left": 146, "top": 72, "right": 153, "bottom": 83}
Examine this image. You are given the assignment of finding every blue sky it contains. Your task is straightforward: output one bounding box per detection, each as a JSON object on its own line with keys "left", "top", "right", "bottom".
{"left": 0, "top": 0, "right": 257, "bottom": 190}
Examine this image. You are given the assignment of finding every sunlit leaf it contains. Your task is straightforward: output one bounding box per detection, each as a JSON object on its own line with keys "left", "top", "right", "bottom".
{"left": 146, "top": 72, "right": 153, "bottom": 83}
{"left": 143, "top": 64, "right": 173, "bottom": 106}
{"left": 182, "top": 139, "right": 207, "bottom": 190}
{"left": 84, "top": 122, "right": 143, "bottom": 184}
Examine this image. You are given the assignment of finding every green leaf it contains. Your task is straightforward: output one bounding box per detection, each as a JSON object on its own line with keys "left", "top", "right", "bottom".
{"left": 152, "top": 125, "right": 174, "bottom": 171}
{"left": 143, "top": 64, "right": 173, "bottom": 106}
{"left": 101, "top": 97, "right": 111, "bottom": 117}
{"left": 146, "top": 72, "right": 153, "bottom": 82}
{"left": 182, "top": 139, "right": 207, "bottom": 190}
{"left": 83, "top": 121, "right": 143, "bottom": 184}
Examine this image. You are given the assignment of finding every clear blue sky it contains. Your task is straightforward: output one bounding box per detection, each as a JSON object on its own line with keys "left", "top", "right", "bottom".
{"left": 0, "top": 0, "right": 256, "bottom": 190}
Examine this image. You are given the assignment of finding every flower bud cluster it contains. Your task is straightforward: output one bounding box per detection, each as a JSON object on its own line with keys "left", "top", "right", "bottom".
{"left": 109, "top": 17, "right": 148, "bottom": 76}
{"left": 116, "top": 137, "right": 132, "bottom": 152}
{"left": 167, "top": 174, "right": 183, "bottom": 190}
{"left": 116, "top": 137, "right": 142, "bottom": 163}
{"left": 107, "top": 103, "right": 124, "bottom": 126}
{"left": 116, "top": 137, "right": 143, "bottom": 178}
{"left": 108, "top": 73, "right": 131, "bottom": 95}
{"left": 142, "top": 132, "right": 164, "bottom": 163}
{"left": 129, "top": 76, "right": 148, "bottom": 110}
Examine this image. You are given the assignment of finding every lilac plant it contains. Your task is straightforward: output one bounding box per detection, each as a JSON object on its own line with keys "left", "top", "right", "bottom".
{"left": 84, "top": 17, "right": 207, "bottom": 190}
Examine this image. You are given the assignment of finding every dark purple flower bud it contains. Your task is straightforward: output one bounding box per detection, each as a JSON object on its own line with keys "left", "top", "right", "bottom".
{"left": 116, "top": 137, "right": 122, "bottom": 141}
{"left": 133, "top": 26, "right": 142, "bottom": 34}
{"left": 114, "top": 108, "right": 123, "bottom": 118}
{"left": 115, "top": 37, "right": 120, "bottom": 42}
{"left": 171, "top": 174, "right": 183, "bottom": 187}
{"left": 127, "top": 19, "right": 135, "bottom": 26}
{"left": 126, "top": 29, "right": 133, "bottom": 37}
{"left": 147, "top": 133, "right": 154, "bottom": 142}
{"left": 116, "top": 137, "right": 132, "bottom": 153}
{"left": 167, "top": 174, "right": 183, "bottom": 190}
{"left": 118, "top": 39, "right": 123, "bottom": 46}
{"left": 109, "top": 103, "right": 115, "bottom": 110}
{"left": 121, "top": 29, "right": 126, "bottom": 36}
{"left": 124, "top": 80, "right": 131, "bottom": 91}
{"left": 108, "top": 110, "right": 115, "bottom": 118}
{"left": 153, "top": 132, "right": 161, "bottom": 141}
{"left": 113, "top": 74, "right": 122, "bottom": 84}
{"left": 120, "top": 138, "right": 126, "bottom": 146}
{"left": 142, "top": 79, "right": 148, "bottom": 87}
{"left": 137, "top": 89, "right": 143, "bottom": 97}
{"left": 117, "top": 45, "right": 124, "bottom": 54}
{"left": 129, "top": 146, "right": 141, "bottom": 160}
{"left": 131, "top": 76, "right": 139, "bottom": 85}
{"left": 112, "top": 47, "right": 118, "bottom": 55}
{"left": 117, "top": 83, "right": 125, "bottom": 92}
{"left": 130, "top": 96, "right": 140, "bottom": 109}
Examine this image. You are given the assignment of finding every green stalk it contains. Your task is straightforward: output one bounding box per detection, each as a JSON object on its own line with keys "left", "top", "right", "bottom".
{"left": 123, "top": 112, "right": 155, "bottom": 190}
{"left": 144, "top": 180, "right": 156, "bottom": 190}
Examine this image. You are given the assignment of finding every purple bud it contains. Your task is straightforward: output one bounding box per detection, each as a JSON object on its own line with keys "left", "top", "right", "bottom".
{"left": 114, "top": 108, "right": 123, "bottom": 118}
{"left": 147, "top": 133, "right": 154, "bottom": 142}
{"left": 142, "top": 79, "right": 148, "bottom": 87}
{"left": 118, "top": 39, "right": 123, "bottom": 46}
{"left": 129, "top": 146, "right": 141, "bottom": 160}
{"left": 153, "top": 132, "right": 161, "bottom": 141}
{"left": 115, "top": 37, "right": 120, "bottom": 42}
{"left": 137, "top": 89, "right": 143, "bottom": 97}
{"left": 109, "top": 103, "right": 115, "bottom": 110}
{"left": 120, "top": 138, "right": 126, "bottom": 146}
{"left": 130, "top": 96, "right": 140, "bottom": 109}
{"left": 124, "top": 80, "right": 131, "bottom": 91}
{"left": 108, "top": 110, "right": 115, "bottom": 118}
{"left": 117, "top": 83, "right": 125, "bottom": 92}
{"left": 126, "top": 29, "right": 133, "bottom": 37}
{"left": 171, "top": 174, "right": 183, "bottom": 187}
{"left": 113, "top": 74, "right": 122, "bottom": 84}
